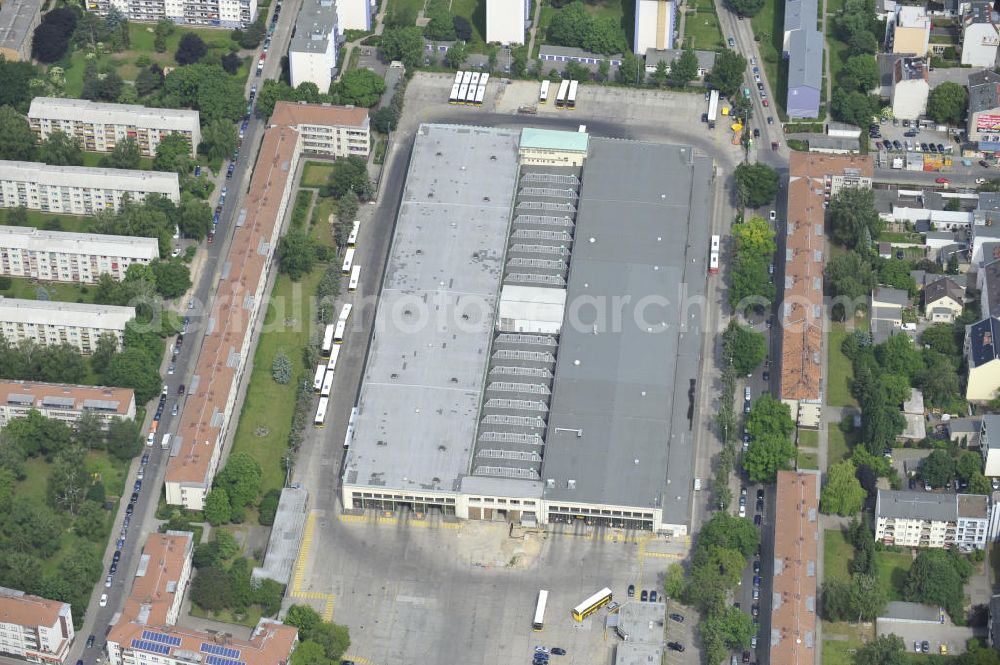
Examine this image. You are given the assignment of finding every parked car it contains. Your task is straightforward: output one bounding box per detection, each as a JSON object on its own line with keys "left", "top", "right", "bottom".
{"left": 640, "top": 590, "right": 648, "bottom": 601}
{"left": 628, "top": 584, "right": 635, "bottom": 597}
{"left": 669, "top": 613, "right": 685, "bottom": 622}
{"left": 551, "top": 648, "right": 566, "bottom": 656}
{"left": 99, "top": 594, "right": 108, "bottom": 607}
{"left": 935, "top": 177, "right": 950, "bottom": 185}
{"left": 649, "top": 590, "right": 657, "bottom": 602}
{"left": 668, "top": 642, "right": 685, "bottom": 652}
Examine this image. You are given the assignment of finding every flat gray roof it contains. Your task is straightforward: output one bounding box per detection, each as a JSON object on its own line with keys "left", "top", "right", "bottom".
{"left": 877, "top": 489, "right": 956, "bottom": 522}
{"left": 343, "top": 125, "right": 521, "bottom": 493}
{"left": 290, "top": 0, "right": 338, "bottom": 53}
{"left": 251, "top": 486, "right": 307, "bottom": 586}
{"left": 541, "top": 138, "right": 713, "bottom": 522}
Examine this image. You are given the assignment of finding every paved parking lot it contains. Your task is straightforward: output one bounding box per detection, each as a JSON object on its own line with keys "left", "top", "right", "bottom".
{"left": 876, "top": 620, "right": 981, "bottom": 655}
{"left": 290, "top": 513, "right": 692, "bottom": 665}
{"left": 871, "top": 121, "right": 959, "bottom": 168}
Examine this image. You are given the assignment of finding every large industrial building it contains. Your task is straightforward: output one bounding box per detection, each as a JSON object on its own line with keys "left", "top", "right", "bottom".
{"left": 340, "top": 125, "right": 714, "bottom": 535}
{"left": 84, "top": 0, "right": 256, "bottom": 28}
{"left": 28, "top": 98, "right": 200, "bottom": 158}
{"left": 0, "top": 298, "right": 135, "bottom": 354}
{"left": 486, "top": 0, "right": 528, "bottom": 44}
{"left": 0, "top": 226, "right": 159, "bottom": 283}
{"left": 0, "top": 161, "right": 180, "bottom": 216}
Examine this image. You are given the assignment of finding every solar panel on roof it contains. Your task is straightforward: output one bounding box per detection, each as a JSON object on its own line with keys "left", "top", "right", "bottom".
{"left": 205, "top": 655, "right": 247, "bottom": 665}
{"left": 82, "top": 398, "right": 120, "bottom": 412}
{"left": 142, "top": 630, "right": 181, "bottom": 646}
{"left": 40, "top": 395, "right": 75, "bottom": 408}
{"left": 201, "top": 643, "right": 242, "bottom": 659}
{"left": 131, "top": 639, "right": 170, "bottom": 655}
{"left": 6, "top": 394, "right": 33, "bottom": 405}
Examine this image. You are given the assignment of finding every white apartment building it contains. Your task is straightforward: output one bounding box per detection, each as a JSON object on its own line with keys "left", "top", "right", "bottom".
{"left": 962, "top": 0, "right": 1000, "bottom": 67}
{"left": 0, "top": 297, "right": 135, "bottom": 354}
{"left": 486, "top": 0, "right": 528, "bottom": 45}
{"left": 0, "top": 226, "right": 159, "bottom": 284}
{"left": 0, "top": 161, "right": 180, "bottom": 216}
{"left": 0, "top": 381, "right": 136, "bottom": 428}
{"left": 336, "top": 0, "right": 372, "bottom": 31}
{"left": 289, "top": 0, "right": 339, "bottom": 92}
{"left": 85, "top": 0, "right": 255, "bottom": 28}
{"left": 634, "top": 0, "right": 676, "bottom": 53}
{"left": 0, "top": 587, "right": 74, "bottom": 664}
{"left": 875, "top": 489, "right": 992, "bottom": 550}
{"left": 270, "top": 102, "right": 370, "bottom": 157}
{"left": 982, "top": 415, "right": 1000, "bottom": 476}
{"left": 28, "top": 98, "right": 200, "bottom": 158}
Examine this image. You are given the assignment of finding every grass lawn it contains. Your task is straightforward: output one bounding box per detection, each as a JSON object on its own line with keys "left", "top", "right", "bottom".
{"left": 828, "top": 426, "right": 856, "bottom": 464}
{"left": 0, "top": 277, "right": 98, "bottom": 304}
{"left": 301, "top": 161, "right": 335, "bottom": 188}
{"left": 824, "top": 0, "right": 849, "bottom": 84}
{"left": 310, "top": 196, "right": 336, "bottom": 234}
{"left": 535, "top": 6, "right": 556, "bottom": 57}
{"left": 5, "top": 209, "right": 94, "bottom": 233}
{"left": 684, "top": 0, "right": 725, "bottom": 51}
{"left": 190, "top": 604, "right": 263, "bottom": 628}
{"left": 450, "top": 0, "right": 488, "bottom": 49}
{"left": 876, "top": 550, "right": 913, "bottom": 601}
{"left": 823, "top": 623, "right": 872, "bottom": 665}
{"left": 81, "top": 152, "right": 154, "bottom": 170}
{"left": 798, "top": 449, "right": 819, "bottom": 469}
{"left": 751, "top": 0, "right": 787, "bottom": 115}
{"left": 798, "top": 429, "right": 819, "bottom": 447}
{"left": 824, "top": 527, "right": 854, "bottom": 582}
{"left": 389, "top": 0, "right": 426, "bottom": 23}
{"left": 828, "top": 321, "right": 857, "bottom": 408}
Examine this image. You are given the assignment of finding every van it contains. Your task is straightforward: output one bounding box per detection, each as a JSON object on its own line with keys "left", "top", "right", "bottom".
{"left": 744, "top": 387, "right": 752, "bottom": 401}
{"left": 694, "top": 478, "right": 702, "bottom": 491}
{"left": 161, "top": 433, "right": 171, "bottom": 451}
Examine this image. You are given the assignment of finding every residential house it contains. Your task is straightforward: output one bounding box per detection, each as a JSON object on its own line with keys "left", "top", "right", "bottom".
{"left": 966, "top": 317, "right": 1000, "bottom": 401}
{"left": 874, "top": 489, "right": 991, "bottom": 549}
{"left": 981, "top": 253, "right": 1000, "bottom": 317}
{"left": 0, "top": 381, "right": 136, "bottom": 429}
{"left": 885, "top": 5, "right": 931, "bottom": 56}
{"left": 787, "top": 28, "right": 824, "bottom": 118}
{"left": 891, "top": 57, "right": 930, "bottom": 121}
{"left": 962, "top": 0, "right": 1000, "bottom": 67}
{"left": 871, "top": 286, "right": 909, "bottom": 343}
{"left": 644, "top": 48, "right": 715, "bottom": 76}
{"left": 968, "top": 70, "right": 1000, "bottom": 151}
{"left": 923, "top": 276, "right": 965, "bottom": 322}
{"left": 948, "top": 416, "right": 981, "bottom": 446}
{"left": 0, "top": 588, "right": 74, "bottom": 663}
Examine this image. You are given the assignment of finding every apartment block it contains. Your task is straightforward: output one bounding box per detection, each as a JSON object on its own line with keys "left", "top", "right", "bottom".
{"left": 270, "top": 102, "right": 370, "bottom": 157}
{"left": 634, "top": 0, "right": 675, "bottom": 52}
{"left": 107, "top": 531, "right": 297, "bottom": 665}
{"left": 28, "top": 98, "right": 200, "bottom": 158}
{"left": 0, "top": 381, "right": 136, "bottom": 428}
{"left": 0, "top": 226, "right": 159, "bottom": 284}
{"left": 85, "top": 0, "right": 255, "bottom": 28}
{"left": 0, "top": 587, "right": 74, "bottom": 664}
{"left": 0, "top": 297, "right": 135, "bottom": 354}
{"left": 336, "top": 0, "right": 372, "bottom": 31}
{"left": 486, "top": 0, "right": 528, "bottom": 45}
{"left": 0, "top": 161, "right": 180, "bottom": 216}
{"left": 289, "top": 0, "right": 339, "bottom": 93}
{"left": 875, "top": 489, "right": 992, "bottom": 549}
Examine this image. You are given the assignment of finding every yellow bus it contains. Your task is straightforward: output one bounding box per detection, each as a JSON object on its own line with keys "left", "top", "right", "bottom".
{"left": 571, "top": 587, "right": 612, "bottom": 622}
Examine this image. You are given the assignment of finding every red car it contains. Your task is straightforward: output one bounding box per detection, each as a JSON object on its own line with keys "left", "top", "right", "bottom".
{"left": 935, "top": 177, "right": 950, "bottom": 184}
{"left": 762, "top": 99, "right": 769, "bottom": 107}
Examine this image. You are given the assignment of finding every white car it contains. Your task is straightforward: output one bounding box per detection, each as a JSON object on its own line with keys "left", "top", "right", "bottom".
{"left": 146, "top": 432, "right": 155, "bottom": 446}
{"left": 99, "top": 594, "right": 108, "bottom": 607}
{"left": 105, "top": 575, "right": 113, "bottom": 588}
{"left": 769, "top": 210, "right": 776, "bottom": 221}
{"left": 739, "top": 504, "right": 747, "bottom": 517}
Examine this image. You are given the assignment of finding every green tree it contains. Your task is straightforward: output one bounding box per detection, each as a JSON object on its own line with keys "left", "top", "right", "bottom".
{"left": 878, "top": 258, "right": 917, "bottom": 295}
{"left": 272, "top": 350, "right": 292, "bottom": 384}
{"left": 663, "top": 562, "right": 685, "bottom": 599}
{"left": 745, "top": 395, "right": 795, "bottom": 442}
{"left": 831, "top": 88, "right": 880, "bottom": 128}
{"left": 371, "top": 106, "right": 398, "bottom": 133}
{"left": 745, "top": 435, "right": 796, "bottom": 483}
{"left": 104, "top": 347, "right": 162, "bottom": 405}
{"left": 444, "top": 42, "right": 467, "bottom": 69}
{"left": 278, "top": 230, "right": 317, "bottom": 280}
{"left": 565, "top": 60, "right": 589, "bottom": 83}
{"left": 839, "top": 55, "right": 879, "bottom": 94}
{"left": 106, "top": 417, "right": 143, "bottom": 461}
{"left": 921, "top": 323, "right": 961, "bottom": 358}
{"left": 920, "top": 449, "right": 956, "bottom": 488}
{"left": 73, "top": 500, "right": 107, "bottom": 540}
{"left": 707, "top": 49, "right": 748, "bottom": 98}
{"left": 903, "top": 549, "right": 971, "bottom": 621}
{"left": 3, "top": 497, "right": 62, "bottom": 556}
{"left": 176, "top": 32, "right": 207, "bottom": 65}
{"left": 582, "top": 16, "right": 627, "bottom": 54}
{"left": 650, "top": 60, "right": 669, "bottom": 88}
{"left": 0, "top": 56, "right": 38, "bottom": 112}
{"left": 190, "top": 565, "right": 234, "bottom": 610}
{"left": 727, "top": 0, "right": 765, "bottom": 16}
{"left": 216, "top": 452, "right": 262, "bottom": 509}
{"left": 200, "top": 118, "right": 238, "bottom": 163}
{"left": 734, "top": 162, "right": 779, "bottom": 208}
{"left": 826, "top": 251, "right": 876, "bottom": 300}
{"left": 618, "top": 52, "right": 643, "bottom": 85}
{"left": 821, "top": 578, "right": 853, "bottom": 621}
{"left": 917, "top": 351, "right": 961, "bottom": 407}
{"left": 162, "top": 64, "right": 246, "bottom": 124}
{"left": 957, "top": 451, "right": 983, "bottom": 482}
{"left": 379, "top": 26, "right": 425, "bottom": 70}
{"left": 855, "top": 634, "right": 907, "bottom": 665}
{"left": 285, "top": 604, "right": 323, "bottom": 634}
{"left": 47, "top": 445, "right": 90, "bottom": 513}
{"left": 828, "top": 186, "right": 882, "bottom": 248}
{"left": 820, "top": 460, "right": 866, "bottom": 516}
{"left": 851, "top": 574, "right": 888, "bottom": 621}
{"left": 336, "top": 69, "right": 386, "bottom": 107}
{"left": 153, "top": 132, "right": 194, "bottom": 177}
{"left": 698, "top": 512, "right": 760, "bottom": 559}
{"left": 423, "top": 0, "right": 456, "bottom": 41}
{"left": 669, "top": 49, "right": 699, "bottom": 87}
{"left": 153, "top": 19, "right": 173, "bottom": 52}
{"left": 291, "top": 641, "right": 328, "bottom": 665}
{"left": 729, "top": 216, "right": 777, "bottom": 310}
{"left": 204, "top": 487, "right": 232, "bottom": 526}
{"left": 101, "top": 137, "right": 141, "bottom": 169}
{"left": 3, "top": 410, "right": 72, "bottom": 459}
{"left": 927, "top": 81, "right": 968, "bottom": 125}
{"left": 701, "top": 606, "right": 756, "bottom": 665}
{"left": 0, "top": 106, "right": 37, "bottom": 161}
{"left": 875, "top": 333, "right": 924, "bottom": 380}
{"left": 547, "top": 2, "right": 591, "bottom": 47}
{"left": 258, "top": 489, "right": 280, "bottom": 526}
{"left": 38, "top": 130, "right": 83, "bottom": 166}
{"left": 722, "top": 321, "right": 766, "bottom": 375}
{"left": 151, "top": 260, "right": 191, "bottom": 298}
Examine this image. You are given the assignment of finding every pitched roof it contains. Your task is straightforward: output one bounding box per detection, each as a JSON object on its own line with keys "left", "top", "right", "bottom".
{"left": 788, "top": 29, "right": 824, "bottom": 91}
{"left": 0, "top": 588, "right": 68, "bottom": 628}
{"left": 924, "top": 276, "right": 964, "bottom": 305}
{"left": 982, "top": 257, "right": 1000, "bottom": 316}
{"left": 967, "top": 316, "right": 1000, "bottom": 368}
{"left": 969, "top": 69, "right": 1000, "bottom": 114}
{"left": 269, "top": 101, "right": 369, "bottom": 129}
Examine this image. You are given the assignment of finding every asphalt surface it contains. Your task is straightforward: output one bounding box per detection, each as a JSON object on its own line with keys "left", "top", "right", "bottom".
{"left": 62, "top": 2, "right": 303, "bottom": 662}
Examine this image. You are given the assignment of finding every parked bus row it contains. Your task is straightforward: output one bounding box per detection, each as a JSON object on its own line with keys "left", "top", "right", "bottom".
{"left": 549, "top": 80, "right": 579, "bottom": 109}
{"left": 449, "top": 71, "right": 490, "bottom": 105}
{"left": 530, "top": 586, "right": 614, "bottom": 632}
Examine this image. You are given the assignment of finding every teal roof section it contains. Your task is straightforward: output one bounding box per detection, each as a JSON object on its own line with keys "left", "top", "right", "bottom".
{"left": 520, "top": 127, "right": 589, "bottom": 152}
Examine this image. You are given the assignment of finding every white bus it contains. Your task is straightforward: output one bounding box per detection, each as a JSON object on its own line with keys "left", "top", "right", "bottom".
{"left": 567, "top": 80, "right": 578, "bottom": 109}
{"left": 539, "top": 80, "right": 550, "bottom": 104}
{"left": 469, "top": 72, "right": 480, "bottom": 88}
{"left": 327, "top": 345, "right": 340, "bottom": 373}
{"left": 449, "top": 83, "right": 461, "bottom": 103}
{"left": 313, "top": 364, "right": 326, "bottom": 392}
{"left": 334, "top": 303, "right": 353, "bottom": 343}
{"left": 349, "top": 265, "right": 361, "bottom": 291}
{"left": 344, "top": 406, "right": 358, "bottom": 449}
{"left": 320, "top": 369, "right": 334, "bottom": 397}
{"left": 533, "top": 590, "right": 549, "bottom": 631}
{"left": 347, "top": 220, "right": 360, "bottom": 247}
{"left": 314, "top": 397, "right": 329, "bottom": 426}
{"left": 454, "top": 71, "right": 463, "bottom": 85}
{"left": 571, "top": 587, "right": 613, "bottom": 622}
{"left": 711, "top": 234, "right": 720, "bottom": 253}
{"left": 461, "top": 71, "right": 472, "bottom": 87}
{"left": 457, "top": 83, "right": 469, "bottom": 103}
{"left": 465, "top": 81, "right": 478, "bottom": 104}
{"left": 321, "top": 324, "right": 335, "bottom": 358}
{"left": 709, "top": 252, "right": 720, "bottom": 274}
{"left": 707, "top": 89, "right": 720, "bottom": 127}
{"left": 474, "top": 84, "right": 486, "bottom": 105}
{"left": 555, "top": 80, "right": 570, "bottom": 109}
{"left": 480, "top": 73, "right": 489, "bottom": 88}
{"left": 341, "top": 248, "right": 355, "bottom": 275}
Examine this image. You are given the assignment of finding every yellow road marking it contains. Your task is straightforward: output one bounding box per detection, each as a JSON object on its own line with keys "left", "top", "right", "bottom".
{"left": 290, "top": 511, "right": 336, "bottom": 615}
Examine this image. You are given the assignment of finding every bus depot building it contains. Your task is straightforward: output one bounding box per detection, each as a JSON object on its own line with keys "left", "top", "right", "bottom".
{"left": 340, "top": 125, "right": 714, "bottom": 536}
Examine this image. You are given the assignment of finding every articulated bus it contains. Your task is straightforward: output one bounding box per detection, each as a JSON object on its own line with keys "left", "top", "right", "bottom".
{"left": 343, "top": 406, "right": 358, "bottom": 449}
{"left": 334, "top": 303, "right": 353, "bottom": 343}
{"left": 314, "top": 396, "right": 329, "bottom": 426}
{"left": 567, "top": 80, "right": 578, "bottom": 110}
{"left": 347, "top": 220, "right": 360, "bottom": 246}
{"left": 320, "top": 324, "right": 334, "bottom": 357}
{"left": 320, "top": 369, "right": 334, "bottom": 397}
{"left": 327, "top": 345, "right": 340, "bottom": 373}
{"left": 312, "top": 364, "right": 326, "bottom": 392}
{"left": 555, "top": 79, "right": 570, "bottom": 109}
{"left": 449, "top": 83, "right": 461, "bottom": 103}
{"left": 349, "top": 265, "right": 361, "bottom": 291}
{"left": 533, "top": 590, "right": 549, "bottom": 631}
{"left": 341, "top": 248, "right": 355, "bottom": 275}
{"left": 571, "top": 587, "right": 612, "bottom": 622}
{"left": 539, "top": 80, "right": 550, "bottom": 104}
